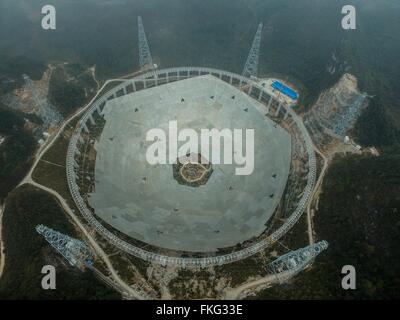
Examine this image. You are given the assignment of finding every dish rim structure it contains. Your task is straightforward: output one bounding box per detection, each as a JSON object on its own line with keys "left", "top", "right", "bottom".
{"left": 66, "top": 67, "right": 316, "bottom": 268}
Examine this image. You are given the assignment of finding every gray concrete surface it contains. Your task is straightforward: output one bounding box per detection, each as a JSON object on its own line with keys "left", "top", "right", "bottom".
{"left": 89, "top": 75, "right": 291, "bottom": 252}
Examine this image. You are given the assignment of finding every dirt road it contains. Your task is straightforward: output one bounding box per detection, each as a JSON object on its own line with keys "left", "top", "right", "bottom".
{"left": 306, "top": 146, "right": 328, "bottom": 244}
{"left": 14, "top": 76, "right": 150, "bottom": 299}
{"left": 222, "top": 271, "right": 294, "bottom": 299}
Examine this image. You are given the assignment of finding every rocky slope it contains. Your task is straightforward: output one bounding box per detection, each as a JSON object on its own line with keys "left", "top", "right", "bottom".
{"left": 304, "top": 73, "right": 369, "bottom": 150}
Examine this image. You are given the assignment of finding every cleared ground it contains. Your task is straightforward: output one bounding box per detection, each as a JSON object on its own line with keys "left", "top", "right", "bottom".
{"left": 89, "top": 75, "right": 291, "bottom": 252}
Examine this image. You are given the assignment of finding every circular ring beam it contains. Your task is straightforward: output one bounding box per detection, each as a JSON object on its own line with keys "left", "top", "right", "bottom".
{"left": 66, "top": 67, "right": 316, "bottom": 268}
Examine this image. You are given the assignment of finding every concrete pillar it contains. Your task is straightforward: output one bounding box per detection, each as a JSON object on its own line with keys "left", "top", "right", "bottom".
{"left": 284, "top": 105, "right": 291, "bottom": 120}
{"left": 89, "top": 114, "right": 95, "bottom": 125}
{"left": 258, "top": 90, "right": 263, "bottom": 101}
{"left": 275, "top": 102, "right": 282, "bottom": 117}
{"left": 266, "top": 96, "right": 273, "bottom": 114}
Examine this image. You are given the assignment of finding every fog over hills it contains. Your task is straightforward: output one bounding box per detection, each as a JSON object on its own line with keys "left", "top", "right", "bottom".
{"left": 1, "top": 1, "right": 399, "bottom": 146}
{"left": 0, "top": 0, "right": 399, "bottom": 300}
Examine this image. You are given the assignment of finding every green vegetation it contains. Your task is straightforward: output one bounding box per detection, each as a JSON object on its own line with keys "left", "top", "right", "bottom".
{"left": 0, "top": 54, "right": 45, "bottom": 95}
{"left": 48, "top": 64, "right": 97, "bottom": 116}
{"left": 355, "top": 97, "right": 400, "bottom": 147}
{"left": 0, "top": 185, "right": 121, "bottom": 300}
{"left": 339, "top": 2, "right": 400, "bottom": 147}
{"left": 214, "top": 253, "right": 266, "bottom": 288}
{"left": 0, "top": 106, "right": 36, "bottom": 201}
{"left": 169, "top": 269, "right": 218, "bottom": 299}
{"left": 172, "top": 157, "right": 213, "bottom": 187}
{"left": 254, "top": 151, "right": 400, "bottom": 299}
{"left": 1, "top": 0, "right": 399, "bottom": 300}
{"left": 32, "top": 116, "right": 79, "bottom": 205}
{"left": 0, "top": 1, "right": 398, "bottom": 146}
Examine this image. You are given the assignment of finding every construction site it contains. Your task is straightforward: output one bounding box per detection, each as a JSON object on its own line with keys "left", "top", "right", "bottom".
{"left": 2, "top": 0, "right": 397, "bottom": 304}
{"left": 6, "top": 16, "right": 348, "bottom": 299}
{"left": 61, "top": 16, "right": 327, "bottom": 279}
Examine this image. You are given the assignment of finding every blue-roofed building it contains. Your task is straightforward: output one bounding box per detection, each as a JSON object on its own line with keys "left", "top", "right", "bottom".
{"left": 271, "top": 81, "right": 298, "bottom": 100}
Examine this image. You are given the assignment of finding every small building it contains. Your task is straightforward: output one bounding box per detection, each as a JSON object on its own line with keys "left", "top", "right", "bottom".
{"left": 271, "top": 81, "right": 299, "bottom": 100}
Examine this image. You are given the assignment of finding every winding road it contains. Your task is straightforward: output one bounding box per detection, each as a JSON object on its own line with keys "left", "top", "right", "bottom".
{"left": 222, "top": 142, "right": 329, "bottom": 300}
{"left": 2, "top": 74, "right": 150, "bottom": 299}
{"left": 27, "top": 179, "right": 148, "bottom": 299}
{"left": 306, "top": 145, "right": 329, "bottom": 245}
{"left": 0, "top": 67, "right": 327, "bottom": 300}
{"left": 223, "top": 271, "right": 294, "bottom": 299}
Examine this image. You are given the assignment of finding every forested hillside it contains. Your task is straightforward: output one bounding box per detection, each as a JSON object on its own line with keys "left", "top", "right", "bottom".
{"left": 0, "top": 0, "right": 399, "bottom": 300}
{"left": 48, "top": 63, "right": 97, "bottom": 116}
{"left": 0, "top": 185, "right": 120, "bottom": 299}
{"left": 0, "top": 107, "right": 36, "bottom": 201}
{"left": 255, "top": 152, "right": 400, "bottom": 299}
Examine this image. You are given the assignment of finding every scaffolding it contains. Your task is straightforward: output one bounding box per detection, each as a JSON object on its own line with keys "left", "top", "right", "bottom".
{"left": 242, "top": 23, "right": 263, "bottom": 79}
{"left": 66, "top": 66, "right": 318, "bottom": 268}
{"left": 22, "top": 74, "right": 62, "bottom": 128}
{"left": 36, "top": 224, "right": 94, "bottom": 270}
{"left": 267, "top": 240, "right": 328, "bottom": 277}
{"left": 138, "top": 16, "right": 155, "bottom": 71}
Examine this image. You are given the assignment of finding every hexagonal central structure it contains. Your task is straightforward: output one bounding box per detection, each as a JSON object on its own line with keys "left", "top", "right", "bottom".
{"left": 87, "top": 75, "right": 292, "bottom": 252}
{"left": 173, "top": 153, "right": 213, "bottom": 187}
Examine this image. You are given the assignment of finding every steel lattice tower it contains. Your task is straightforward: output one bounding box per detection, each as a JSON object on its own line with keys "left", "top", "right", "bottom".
{"left": 23, "top": 74, "right": 44, "bottom": 110}
{"left": 242, "top": 23, "right": 263, "bottom": 79}
{"left": 138, "top": 16, "right": 154, "bottom": 70}
{"left": 36, "top": 225, "right": 94, "bottom": 269}
{"left": 267, "top": 240, "right": 328, "bottom": 276}
{"left": 23, "top": 74, "right": 62, "bottom": 127}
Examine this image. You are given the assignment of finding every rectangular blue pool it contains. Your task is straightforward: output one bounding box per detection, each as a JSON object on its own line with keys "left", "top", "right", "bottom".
{"left": 271, "top": 81, "right": 298, "bottom": 100}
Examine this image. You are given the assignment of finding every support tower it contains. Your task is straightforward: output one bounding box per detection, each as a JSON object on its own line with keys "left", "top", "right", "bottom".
{"left": 267, "top": 240, "right": 329, "bottom": 277}
{"left": 242, "top": 23, "right": 263, "bottom": 78}
{"left": 138, "top": 16, "right": 155, "bottom": 71}
{"left": 36, "top": 224, "right": 94, "bottom": 269}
